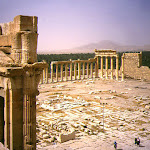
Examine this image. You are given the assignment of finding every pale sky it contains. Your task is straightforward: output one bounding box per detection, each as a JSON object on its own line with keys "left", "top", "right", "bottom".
{"left": 1, "top": 0, "right": 150, "bottom": 53}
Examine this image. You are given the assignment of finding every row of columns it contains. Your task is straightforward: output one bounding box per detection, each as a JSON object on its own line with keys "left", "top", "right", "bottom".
{"left": 40, "top": 54, "right": 125, "bottom": 84}
{"left": 95, "top": 55, "right": 124, "bottom": 81}
{"left": 50, "top": 59, "right": 96, "bottom": 82}
{"left": 40, "top": 67, "right": 48, "bottom": 84}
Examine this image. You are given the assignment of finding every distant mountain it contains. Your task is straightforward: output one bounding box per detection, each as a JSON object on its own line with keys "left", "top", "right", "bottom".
{"left": 68, "top": 40, "right": 150, "bottom": 53}
{"left": 39, "top": 40, "right": 150, "bottom": 54}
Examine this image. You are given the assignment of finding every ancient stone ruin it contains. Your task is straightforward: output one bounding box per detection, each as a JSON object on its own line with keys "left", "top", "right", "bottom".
{"left": 41, "top": 50, "right": 150, "bottom": 83}
{"left": 0, "top": 15, "right": 150, "bottom": 150}
{"left": 0, "top": 15, "right": 47, "bottom": 150}
{"left": 123, "top": 52, "right": 150, "bottom": 81}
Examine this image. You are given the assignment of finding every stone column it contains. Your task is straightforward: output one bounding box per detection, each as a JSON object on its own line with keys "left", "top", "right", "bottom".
{"left": 101, "top": 57, "right": 103, "bottom": 78}
{"left": 56, "top": 64, "right": 58, "bottom": 82}
{"left": 82, "top": 62, "right": 85, "bottom": 79}
{"left": 61, "top": 64, "right": 63, "bottom": 82}
{"left": 105, "top": 56, "right": 108, "bottom": 79}
{"left": 0, "top": 96, "right": 4, "bottom": 145}
{"left": 21, "top": 32, "right": 38, "bottom": 64}
{"left": 116, "top": 55, "right": 119, "bottom": 81}
{"left": 90, "top": 62, "right": 93, "bottom": 78}
{"left": 51, "top": 63, "right": 53, "bottom": 82}
{"left": 78, "top": 59, "right": 81, "bottom": 80}
{"left": 46, "top": 67, "right": 48, "bottom": 83}
{"left": 70, "top": 60, "right": 72, "bottom": 81}
{"left": 87, "top": 63, "right": 89, "bottom": 78}
{"left": 121, "top": 54, "right": 125, "bottom": 81}
{"left": 40, "top": 70, "right": 43, "bottom": 84}
{"left": 111, "top": 57, "right": 113, "bottom": 79}
{"left": 0, "top": 96, "right": 4, "bottom": 144}
{"left": 43, "top": 68, "right": 46, "bottom": 82}
{"left": 11, "top": 32, "right": 22, "bottom": 63}
{"left": 96, "top": 57, "right": 99, "bottom": 77}
{"left": 4, "top": 85, "right": 10, "bottom": 149}
{"left": 65, "top": 64, "right": 68, "bottom": 81}
{"left": 74, "top": 63, "right": 77, "bottom": 80}
{"left": 9, "top": 87, "right": 23, "bottom": 150}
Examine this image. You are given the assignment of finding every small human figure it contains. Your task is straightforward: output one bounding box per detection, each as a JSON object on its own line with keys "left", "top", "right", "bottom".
{"left": 137, "top": 137, "right": 140, "bottom": 146}
{"left": 114, "top": 141, "right": 117, "bottom": 149}
{"left": 135, "top": 138, "right": 137, "bottom": 144}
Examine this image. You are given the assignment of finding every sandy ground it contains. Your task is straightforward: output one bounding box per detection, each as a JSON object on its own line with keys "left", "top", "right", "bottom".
{"left": 36, "top": 78, "right": 150, "bottom": 150}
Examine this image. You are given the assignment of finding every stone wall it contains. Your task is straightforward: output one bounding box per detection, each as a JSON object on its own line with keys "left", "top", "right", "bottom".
{"left": 123, "top": 52, "right": 150, "bottom": 81}
{"left": 0, "top": 15, "right": 38, "bottom": 64}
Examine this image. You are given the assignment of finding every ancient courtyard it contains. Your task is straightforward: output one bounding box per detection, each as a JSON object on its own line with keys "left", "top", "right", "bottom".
{"left": 36, "top": 78, "right": 150, "bottom": 150}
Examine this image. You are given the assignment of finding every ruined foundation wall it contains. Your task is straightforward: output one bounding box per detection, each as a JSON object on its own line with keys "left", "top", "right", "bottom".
{"left": 124, "top": 52, "right": 150, "bottom": 81}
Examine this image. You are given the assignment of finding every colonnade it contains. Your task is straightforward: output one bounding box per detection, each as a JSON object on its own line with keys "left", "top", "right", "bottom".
{"left": 40, "top": 50, "right": 125, "bottom": 84}
{"left": 95, "top": 55, "right": 119, "bottom": 80}
{"left": 50, "top": 58, "right": 97, "bottom": 82}
{"left": 95, "top": 49, "right": 124, "bottom": 81}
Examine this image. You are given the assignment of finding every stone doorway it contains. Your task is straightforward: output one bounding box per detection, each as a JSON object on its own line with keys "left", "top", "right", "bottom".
{"left": 0, "top": 96, "right": 4, "bottom": 144}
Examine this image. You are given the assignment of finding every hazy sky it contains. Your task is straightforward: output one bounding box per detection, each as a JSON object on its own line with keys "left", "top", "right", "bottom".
{"left": 1, "top": 0, "right": 150, "bottom": 53}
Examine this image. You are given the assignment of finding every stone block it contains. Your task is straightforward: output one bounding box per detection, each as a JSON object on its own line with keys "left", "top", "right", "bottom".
{"left": 0, "top": 35, "right": 11, "bottom": 47}
{"left": 58, "top": 130, "right": 75, "bottom": 143}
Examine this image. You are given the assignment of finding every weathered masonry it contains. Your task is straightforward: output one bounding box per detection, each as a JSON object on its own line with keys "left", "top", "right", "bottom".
{"left": 0, "top": 15, "right": 47, "bottom": 150}
{"left": 123, "top": 52, "right": 150, "bottom": 81}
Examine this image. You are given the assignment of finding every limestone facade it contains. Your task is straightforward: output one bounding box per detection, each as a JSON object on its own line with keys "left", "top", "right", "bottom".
{"left": 0, "top": 15, "right": 47, "bottom": 150}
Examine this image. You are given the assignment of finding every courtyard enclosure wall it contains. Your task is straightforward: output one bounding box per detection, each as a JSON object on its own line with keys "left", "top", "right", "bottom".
{"left": 0, "top": 15, "right": 47, "bottom": 150}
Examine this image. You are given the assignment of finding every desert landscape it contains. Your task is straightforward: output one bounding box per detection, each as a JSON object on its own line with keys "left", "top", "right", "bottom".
{"left": 36, "top": 77, "right": 150, "bottom": 150}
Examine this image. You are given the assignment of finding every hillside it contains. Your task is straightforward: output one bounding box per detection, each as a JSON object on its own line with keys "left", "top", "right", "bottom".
{"left": 39, "top": 40, "right": 150, "bottom": 54}
{"left": 68, "top": 40, "right": 150, "bottom": 53}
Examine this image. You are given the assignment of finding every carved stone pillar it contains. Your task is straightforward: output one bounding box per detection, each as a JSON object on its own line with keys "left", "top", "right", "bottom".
{"left": 11, "top": 32, "right": 22, "bottom": 63}
{"left": 40, "top": 70, "right": 43, "bottom": 84}
{"left": 56, "top": 64, "right": 58, "bottom": 82}
{"left": 105, "top": 56, "right": 108, "bottom": 79}
{"left": 43, "top": 68, "right": 45, "bottom": 81}
{"left": 90, "top": 62, "right": 93, "bottom": 78}
{"left": 4, "top": 86, "right": 10, "bottom": 149}
{"left": 70, "top": 60, "right": 72, "bottom": 81}
{"left": 111, "top": 57, "right": 113, "bottom": 79}
{"left": 87, "top": 63, "right": 89, "bottom": 78}
{"left": 65, "top": 64, "right": 68, "bottom": 81}
{"left": 96, "top": 57, "right": 99, "bottom": 77}
{"left": 21, "top": 32, "right": 38, "bottom": 64}
{"left": 101, "top": 57, "right": 103, "bottom": 78}
{"left": 122, "top": 54, "right": 124, "bottom": 81}
{"left": 78, "top": 59, "right": 81, "bottom": 80}
{"left": 46, "top": 67, "right": 48, "bottom": 83}
{"left": 61, "top": 64, "right": 63, "bottom": 82}
{"left": 116, "top": 55, "right": 119, "bottom": 80}
{"left": 8, "top": 73, "right": 24, "bottom": 150}
{"left": 74, "top": 63, "right": 77, "bottom": 80}
{"left": 51, "top": 63, "right": 53, "bottom": 82}
{"left": 82, "top": 62, "right": 85, "bottom": 79}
